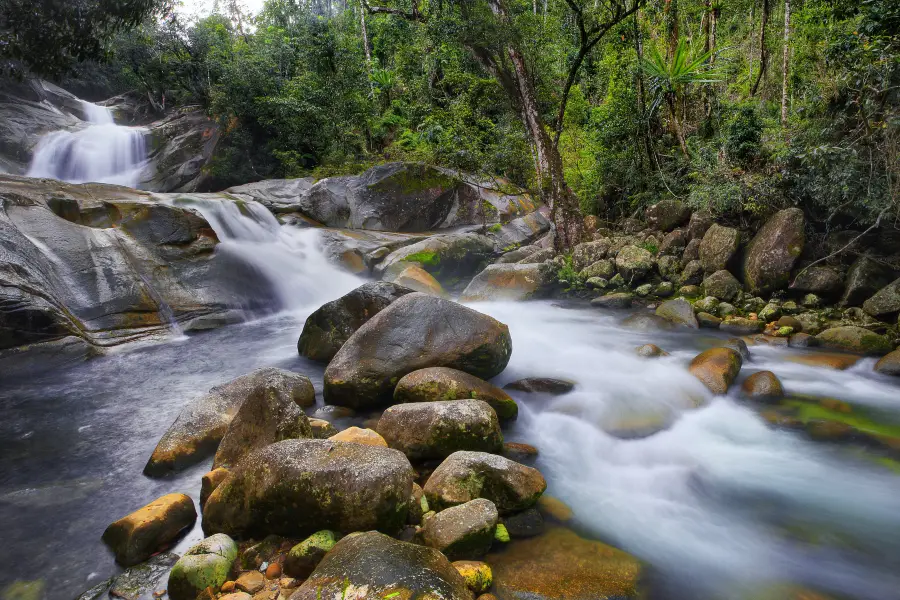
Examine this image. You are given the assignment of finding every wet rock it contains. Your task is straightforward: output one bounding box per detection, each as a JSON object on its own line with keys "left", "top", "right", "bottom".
{"left": 741, "top": 371, "right": 784, "bottom": 401}
{"left": 168, "top": 534, "right": 239, "bottom": 600}
{"left": 777, "top": 315, "right": 803, "bottom": 333}
{"left": 699, "top": 224, "right": 740, "bottom": 273}
{"left": 862, "top": 278, "right": 900, "bottom": 319}
{"left": 788, "top": 333, "right": 817, "bottom": 348}
{"left": 212, "top": 377, "right": 312, "bottom": 470}
{"left": 387, "top": 264, "right": 448, "bottom": 297}
{"left": 289, "top": 531, "right": 471, "bottom": 600}
{"left": 328, "top": 426, "right": 387, "bottom": 447}
{"left": 324, "top": 293, "right": 512, "bottom": 408}
{"left": 785, "top": 353, "right": 860, "bottom": 370}
{"left": 460, "top": 262, "right": 555, "bottom": 302}
{"left": 102, "top": 493, "right": 196, "bottom": 567}
{"left": 201, "top": 468, "right": 231, "bottom": 507}
{"left": 504, "top": 378, "right": 574, "bottom": 395}
{"left": 615, "top": 246, "right": 654, "bottom": 282}
{"left": 702, "top": 270, "right": 742, "bottom": 302}
{"left": 503, "top": 508, "right": 545, "bottom": 539}
{"left": 145, "top": 368, "right": 314, "bottom": 476}
{"left": 497, "top": 245, "right": 540, "bottom": 264}
{"left": 424, "top": 451, "right": 546, "bottom": 514}
{"left": 106, "top": 552, "right": 179, "bottom": 600}
{"left": 297, "top": 281, "right": 414, "bottom": 362}
{"left": 284, "top": 531, "right": 340, "bottom": 578}
{"left": 377, "top": 400, "right": 503, "bottom": 460}
{"left": 308, "top": 418, "right": 337, "bottom": 439}
{"left": 645, "top": 199, "right": 690, "bottom": 232}
{"left": 790, "top": 266, "right": 843, "bottom": 299}
{"left": 689, "top": 348, "right": 743, "bottom": 394}
{"left": 572, "top": 240, "right": 610, "bottom": 271}
{"left": 874, "top": 349, "right": 900, "bottom": 376}
{"left": 453, "top": 561, "right": 494, "bottom": 595}
{"left": 421, "top": 498, "right": 499, "bottom": 559}
{"left": 395, "top": 367, "right": 518, "bottom": 421}
{"left": 377, "top": 231, "right": 494, "bottom": 285}
{"left": 815, "top": 326, "right": 892, "bottom": 355}
{"left": 580, "top": 259, "right": 616, "bottom": 280}
{"left": 636, "top": 344, "right": 669, "bottom": 358}
{"left": 697, "top": 312, "right": 722, "bottom": 328}
{"left": 680, "top": 260, "right": 704, "bottom": 286}
{"left": 840, "top": 256, "right": 895, "bottom": 307}
{"left": 486, "top": 526, "right": 642, "bottom": 600}
{"left": 202, "top": 439, "right": 414, "bottom": 538}
{"left": 235, "top": 572, "right": 265, "bottom": 595}
{"left": 743, "top": 208, "right": 805, "bottom": 295}
{"left": 655, "top": 298, "right": 698, "bottom": 328}
{"left": 590, "top": 292, "right": 633, "bottom": 309}
{"left": 720, "top": 317, "right": 765, "bottom": 335}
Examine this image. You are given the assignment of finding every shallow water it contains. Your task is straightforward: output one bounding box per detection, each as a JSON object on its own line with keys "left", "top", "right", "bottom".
{"left": 2, "top": 198, "right": 899, "bottom": 599}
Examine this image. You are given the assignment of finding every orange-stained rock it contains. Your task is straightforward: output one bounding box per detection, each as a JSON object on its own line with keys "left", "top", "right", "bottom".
{"left": 785, "top": 352, "right": 860, "bottom": 370}
{"left": 102, "top": 493, "right": 197, "bottom": 566}
{"left": 536, "top": 496, "right": 573, "bottom": 523}
{"left": 390, "top": 265, "right": 448, "bottom": 297}
{"left": 201, "top": 468, "right": 231, "bottom": 507}
{"left": 235, "top": 571, "right": 265, "bottom": 594}
{"left": 220, "top": 581, "right": 236, "bottom": 594}
{"left": 264, "top": 563, "right": 281, "bottom": 580}
{"left": 328, "top": 426, "right": 388, "bottom": 447}
{"left": 741, "top": 371, "right": 784, "bottom": 401}
{"left": 688, "top": 347, "right": 743, "bottom": 394}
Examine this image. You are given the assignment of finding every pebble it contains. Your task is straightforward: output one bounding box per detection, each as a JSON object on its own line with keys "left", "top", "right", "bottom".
{"left": 264, "top": 563, "right": 281, "bottom": 580}
{"left": 235, "top": 571, "right": 265, "bottom": 595}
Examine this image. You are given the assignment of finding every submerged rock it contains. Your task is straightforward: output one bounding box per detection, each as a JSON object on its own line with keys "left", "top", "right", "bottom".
{"left": 394, "top": 367, "right": 518, "bottom": 420}
{"left": 377, "top": 399, "right": 503, "bottom": 460}
{"left": 689, "top": 347, "right": 743, "bottom": 394}
{"left": 101, "top": 493, "right": 196, "bottom": 567}
{"left": 504, "top": 378, "right": 575, "bottom": 395}
{"left": 324, "top": 293, "right": 512, "bottom": 408}
{"left": 460, "top": 262, "right": 555, "bottom": 302}
{"left": 296, "top": 281, "right": 413, "bottom": 362}
{"left": 743, "top": 208, "right": 805, "bottom": 295}
{"left": 421, "top": 498, "right": 499, "bottom": 560}
{"left": 168, "top": 534, "right": 238, "bottom": 600}
{"left": 289, "top": 532, "right": 471, "bottom": 600}
{"left": 202, "top": 439, "right": 414, "bottom": 538}
{"left": 145, "top": 367, "right": 314, "bottom": 476}
{"left": 424, "top": 451, "right": 546, "bottom": 514}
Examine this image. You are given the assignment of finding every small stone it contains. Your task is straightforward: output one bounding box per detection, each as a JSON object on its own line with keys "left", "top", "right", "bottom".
{"left": 308, "top": 418, "right": 337, "bottom": 439}
{"left": 264, "top": 564, "right": 281, "bottom": 580}
{"left": 773, "top": 326, "right": 793, "bottom": 337}
{"left": 586, "top": 277, "right": 609, "bottom": 289}
{"left": 678, "top": 285, "right": 701, "bottom": 297}
{"left": 636, "top": 344, "right": 669, "bottom": 358}
{"left": 702, "top": 270, "right": 742, "bottom": 302}
{"left": 720, "top": 317, "right": 765, "bottom": 335}
{"left": 758, "top": 303, "right": 781, "bottom": 322}
{"left": 717, "top": 302, "right": 736, "bottom": 317}
{"left": 494, "top": 523, "right": 510, "bottom": 543}
{"left": 694, "top": 296, "right": 720, "bottom": 314}
{"left": 696, "top": 312, "right": 722, "bottom": 328}
{"left": 635, "top": 283, "right": 653, "bottom": 297}
{"left": 802, "top": 293, "right": 821, "bottom": 308}
{"left": 421, "top": 499, "right": 499, "bottom": 559}
{"left": 502, "top": 442, "right": 539, "bottom": 462}
{"left": 284, "top": 531, "right": 340, "bottom": 578}
{"left": 788, "top": 333, "right": 817, "bottom": 348}
{"left": 776, "top": 315, "right": 803, "bottom": 332}
{"left": 240, "top": 536, "right": 284, "bottom": 570}
{"left": 655, "top": 281, "right": 674, "bottom": 296}
{"left": 452, "top": 561, "right": 493, "bottom": 595}
{"left": 590, "top": 292, "right": 633, "bottom": 309}
{"left": 781, "top": 300, "right": 800, "bottom": 314}
{"left": 502, "top": 508, "right": 545, "bottom": 538}
{"left": 234, "top": 572, "right": 265, "bottom": 595}
{"left": 220, "top": 582, "right": 236, "bottom": 594}
{"left": 656, "top": 297, "right": 698, "bottom": 328}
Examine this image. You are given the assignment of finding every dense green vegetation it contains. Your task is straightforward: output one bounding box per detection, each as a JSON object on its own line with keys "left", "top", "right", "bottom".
{"left": 6, "top": 0, "right": 900, "bottom": 242}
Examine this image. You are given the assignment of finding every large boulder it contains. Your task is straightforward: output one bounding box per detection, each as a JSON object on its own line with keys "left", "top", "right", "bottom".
{"left": 790, "top": 266, "right": 843, "bottom": 299}
{"left": 145, "top": 368, "right": 314, "bottom": 475}
{"left": 101, "top": 494, "right": 196, "bottom": 567}
{"left": 840, "top": 256, "right": 895, "bottom": 307}
{"left": 580, "top": 259, "right": 616, "bottom": 280}
{"left": 394, "top": 367, "right": 518, "bottom": 420}
{"left": 702, "top": 270, "right": 742, "bottom": 302}
{"left": 376, "top": 232, "right": 495, "bottom": 288}
{"left": 142, "top": 108, "right": 220, "bottom": 192}
{"left": 377, "top": 400, "right": 503, "bottom": 460}
{"left": 862, "top": 278, "right": 900, "bottom": 319}
{"left": 614, "top": 246, "right": 654, "bottom": 282}
{"left": 297, "top": 282, "right": 414, "bottom": 362}
{"left": 874, "top": 349, "right": 900, "bottom": 376}
{"left": 459, "top": 262, "right": 555, "bottom": 302}
{"left": 168, "top": 534, "right": 238, "bottom": 600}
{"left": 203, "top": 439, "right": 414, "bottom": 538}
{"left": 212, "top": 377, "right": 313, "bottom": 469}
{"left": 655, "top": 298, "right": 698, "bottom": 328}
{"left": 324, "top": 293, "right": 512, "bottom": 408}
{"left": 686, "top": 211, "right": 714, "bottom": 241}
{"left": 289, "top": 532, "right": 471, "bottom": 600}
{"left": 815, "top": 326, "right": 893, "bottom": 355}
{"left": 688, "top": 347, "right": 743, "bottom": 394}
{"left": 743, "top": 208, "right": 805, "bottom": 295}
{"left": 571, "top": 240, "right": 610, "bottom": 271}
{"left": 387, "top": 264, "right": 449, "bottom": 297}
{"left": 424, "top": 451, "right": 546, "bottom": 514}
{"left": 421, "top": 499, "right": 499, "bottom": 560}
{"left": 645, "top": 199, "right": 690, "bottom": 232}
{"left": 699, "top": 224, "right": 740, "bottom": 273}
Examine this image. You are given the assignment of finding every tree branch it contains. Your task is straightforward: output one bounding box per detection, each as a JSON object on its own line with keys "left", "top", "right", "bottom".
{"left": 359, "top": 0, "right": 423, "bottom": 21}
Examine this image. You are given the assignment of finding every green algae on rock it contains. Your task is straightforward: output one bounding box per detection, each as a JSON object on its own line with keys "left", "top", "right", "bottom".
{"left": 394, "top": 367, "right": 518, "bottom": 420}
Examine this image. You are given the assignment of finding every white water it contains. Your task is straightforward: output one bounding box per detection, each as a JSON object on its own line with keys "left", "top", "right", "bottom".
{"left": 27, "top": 101, "right": 148, "bottom": 187}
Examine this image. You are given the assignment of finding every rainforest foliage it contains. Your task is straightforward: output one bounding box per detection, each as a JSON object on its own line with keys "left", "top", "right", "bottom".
{"left": 7, "top": 0, "right": 900, "bottom": 234}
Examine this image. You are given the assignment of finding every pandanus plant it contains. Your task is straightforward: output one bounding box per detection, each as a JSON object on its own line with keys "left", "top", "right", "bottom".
{"left": 642, "top": 38, "right": 720, "bottom": 157}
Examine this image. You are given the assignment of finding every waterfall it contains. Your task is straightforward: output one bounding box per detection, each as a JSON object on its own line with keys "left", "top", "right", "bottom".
{"left": 27, "top": 101, "right": 148, "bottom": 188}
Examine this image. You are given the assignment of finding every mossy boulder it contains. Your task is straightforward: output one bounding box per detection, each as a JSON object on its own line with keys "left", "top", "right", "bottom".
{"left": 324, "top": 293, "right": 512, "bottom": 409}
{"left": 297, "top": 281, "right": 414, "bottom": 362}
{"left": 874, "top": 349, "right": 900, "bottom": 376}
{"left": 815, "top": 326, "right": 892, "bottom": 355}
{"left": 377, "top": 232, "right": 495, "bottom": 287}
{"left": 394, "top": 367, "right": 518, "bottom": 420}
{"left": 680, "top": 260, "right": 704, "bottom": 286}
{"left": 655, "top": 298, "right": 698, "bottom": 328}
{"left": 377, "top": 399, "right": 503, "bottom": 460}
{"left": 743, "top": 208, "right": 805, "bottom": 295}
{"left": 590, "top": 292, "right": 633, "bottom": 309}
{"left": 572, "top": 240, "right": 610, "bottom": 271}
{"left": 615, "top": 246, "right": 654, "bottom": 282}
{"left": 212, "top": 376, "right": 312, "bottom": 469}
{"left": 101, "top": 493, "right": 196, "bottom": 567}
{"left": 741, "top": 371, "right": 784, "bottom": 401}
{"left": 145, "top": 368, "right": 314, "bottom": 476}
{"left": 645, "top": 199, "right": 690, "bottom": 232}
{"left": 580, "top": 259, "right": 616, "bottom": 280}
{"left": 202, "top": 439, "right": 414, "bottom": 538}
{"left": 699, "top": 223, "right": 740, "bottom": 273}
{"left": 167, "top": 534, "right": 238, "bottom": 600}
{"left": 460, "top": 262, "right": 555, "bottom": 302}
{"left": 421, "top": 498, "right": 499, "bottom": 560}
{"left": 289, "top": 531, "right": 471, "bottom": 600}
{"left": 862, "top": 277, "right": 900, "bottom": 319}
{"left": 424, "top": 451, "right": 547, "bottom": 514}
{"left": 283, "top": 531, "right": 340, "bottom": 578}
{"left": 453, "top": 561, "right": 494, "bottom": 595}
{"left": 702, "top": 270, "right": 742, "bottom": 302}
{"left": 790, "top": 266, "right": 843, "bottom": 299}
{"left": 720, "top": 317, "right": 765, "bottom": 335}
{"left": 689, "top": 347, "right": 743, "bottom": 394}
{"left": 657, "top": 255, "right": 681, "bottom": 280}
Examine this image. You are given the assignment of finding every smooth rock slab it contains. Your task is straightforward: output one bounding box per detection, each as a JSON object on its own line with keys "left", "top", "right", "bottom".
{"left": 324, "top": 293, "right": 512, "bottom": 408}
{"left": 202, "top": 439, "right": 414, "bottom": 538}
{"left": 102, "top": 493, "right": 196, "bottom": 567}
{"left": 394, "top": 367, "right": 518, "bottom": 420}
{"left": 377, "top": 400, "right": 503, "bottom": 460}
{"left": 815, "top": 326, "right": 892, "bottom": 355}
{"left": 421, "top": 498, "right": 499, "bottom": 560}
{"left": 289, "top": 532, "right": 471, "bottom": 600}
{"left": 424, "top": 451, "right": 546, "bottom": 514}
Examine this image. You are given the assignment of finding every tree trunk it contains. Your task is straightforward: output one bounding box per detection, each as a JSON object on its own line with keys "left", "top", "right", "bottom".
{"left": 667, "top": 93, "right": 690, "bottom": 158}
{"left": 781, "top": 0, "right": 790, "bottom": 125}
{"left": 751, "top": 0, "right": 769, "bottom": 97}
{"left": 665, "top": 0, "right": 679, "bottom": 62}
{"left": 633, "top": 10, "right": 654, "bottom": 168}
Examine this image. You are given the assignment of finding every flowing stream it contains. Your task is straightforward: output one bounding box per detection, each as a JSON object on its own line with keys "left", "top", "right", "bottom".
{"left": 26, "top": 101, "right": 148, "bottom": 187}
{"left": 1, "top": 200, "right": 899, "bottom": 600}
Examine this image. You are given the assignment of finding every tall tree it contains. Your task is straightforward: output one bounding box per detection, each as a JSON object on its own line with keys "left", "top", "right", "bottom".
{"left": 780, "top": 0, "right": 790, "bottom": 124}
{"left": 750, "top": 0, "right": 769, "bottom": 96}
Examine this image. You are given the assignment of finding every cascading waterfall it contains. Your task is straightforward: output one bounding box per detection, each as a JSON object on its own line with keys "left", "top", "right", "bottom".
{"left": 26, "top": 101, "right": 148, "bottom": 187}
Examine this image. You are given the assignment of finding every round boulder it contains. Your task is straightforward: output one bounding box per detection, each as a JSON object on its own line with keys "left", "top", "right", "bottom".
{"left": 645, "top": 199, "right": 690, "bottom": 232}
{"left": 324, "top": 293, "right": 512, "bottom": 408}
{"left": 815, "top": 326, "right": 892, "bottom": 355}
{"left": 874, "top": 349, "right": 900, "bottom": 376}
{"left": 702, "top": 270, "right": 742, "bottom": 302}
{"left": 421, "top": 498, "right": 499, "bottom": 560}
{"left": 688, "top": 347, "right": 743, "bottom": 394}
{"left": 202, "top": 439, "right": 414, "bottom": 538}
{"left": 720, "top": 317, "right": 766, "bottom": 335}
{"left": 590, "top": 292, "right": 633, "bottom": 309}
{"left": 743, "top": 208, "right": 805, "bottom": 295}
{"left": 741, "top": 371, "right": 784, "bottom": 401}
{"left": 376, "top": 400, "right": 503, "bottom": 460}
{"left": 394, "top": 367, "right": 518, "bottom": 421}
{"left": 168, "top": 534, "right": 238, "bottom": 600}
{"left": 615, "top": 246, "right": 654, "bottom": 282}
{"left": 699, "top": 224, "right": 740, "bottom": 274}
